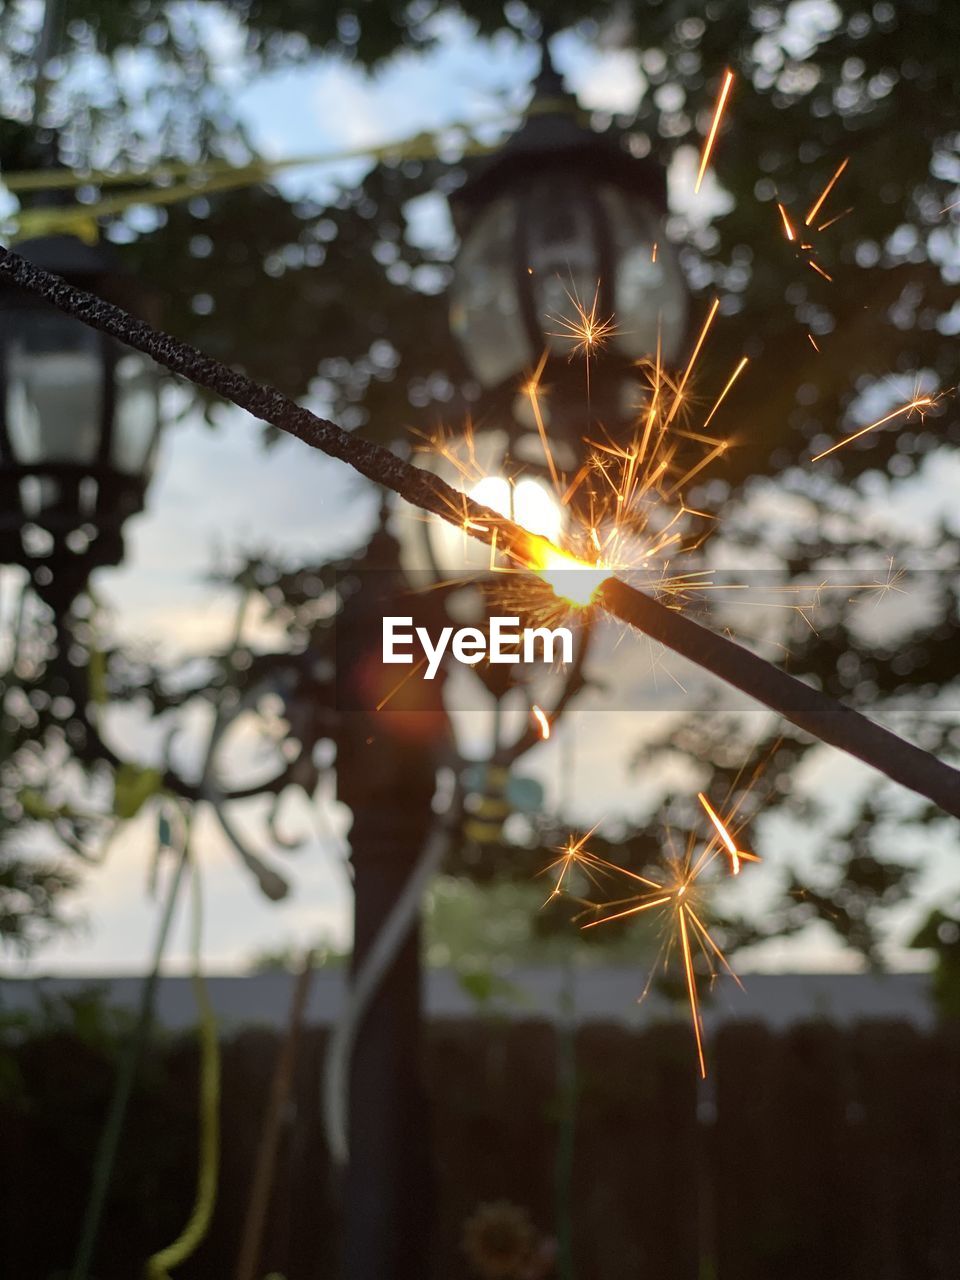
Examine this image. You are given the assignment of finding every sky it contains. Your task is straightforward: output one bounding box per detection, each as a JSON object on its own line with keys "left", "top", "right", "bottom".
{"left": 8, "top": 8, "right": 958, "bottom": 979}
{"left": 17, "top": 15, "right": 697, "bottom": 977}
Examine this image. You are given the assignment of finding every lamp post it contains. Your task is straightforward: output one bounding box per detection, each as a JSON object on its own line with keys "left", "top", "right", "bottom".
{"left": 337, "top": 512, "right": 449, "bottom": 1280}
{"left": 0, "top": 233, "right": 160, "bottom": 613}
{"left": 343, "top": 33, "right": 687, "bottom": 1280}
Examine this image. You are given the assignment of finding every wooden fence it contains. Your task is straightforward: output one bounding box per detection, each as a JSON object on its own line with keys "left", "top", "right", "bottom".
{"left": 3, "top": 1019, "right": 960, "bottom": 1279}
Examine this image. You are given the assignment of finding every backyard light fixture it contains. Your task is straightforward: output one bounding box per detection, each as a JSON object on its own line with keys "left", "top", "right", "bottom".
{"left": 0, "top": 233, "right": 160, "bottom": 607}
{"left": 448, "top": 37, "right": 688, "bottom": 449}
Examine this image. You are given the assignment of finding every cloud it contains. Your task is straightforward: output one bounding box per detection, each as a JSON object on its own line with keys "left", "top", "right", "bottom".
{"left": 311, "top": 63, "right": 390, "bottom": 151}
{"left": 568, "top": 47, "right": 647, "bottom": 116}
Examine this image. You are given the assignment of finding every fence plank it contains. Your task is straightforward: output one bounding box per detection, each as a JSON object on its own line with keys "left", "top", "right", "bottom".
{"left": 1, "top": 1016, "right": 957, "bottom": 1280}
{"left": 572, "top": 1021, "right": 699, "bottom": 1280}
{"left": 714, "top": 1021, "right": 857, "bottom": 1280}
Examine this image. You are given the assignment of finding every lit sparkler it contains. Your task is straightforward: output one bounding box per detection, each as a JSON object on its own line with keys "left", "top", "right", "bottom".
{"left": 415, "top": 267, "right": 934, "bottom": 1080}
{"left": 417, "top": 292, "right": 751, "bottom": 627}
{"left": 406, "top": 86, "right": 952, "bottom": 1083}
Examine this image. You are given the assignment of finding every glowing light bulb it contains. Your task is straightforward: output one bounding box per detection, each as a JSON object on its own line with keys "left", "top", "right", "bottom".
{"left": 470, "top": 474, "right": 513, "bottom": 518}
{"left": 513, "top": 477, "right": 564, "bottom": 543}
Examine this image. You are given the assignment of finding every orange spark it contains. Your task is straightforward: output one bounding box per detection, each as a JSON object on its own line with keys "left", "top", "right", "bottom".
{"left": 702, "top": 355, "right": 749, "bottom": 429}
{"left": 578, "top": 846, "right": 731, "bottom": 1077}
{"left": 523, "top": 349, "right": 560, "bottom": 492}
{"left": 376, "top": 655, "right": 428, "bottom": 711}
{"left": 697, "top": 792, "right": 759, "bottom": 875}
{"left": 542, "top": 825, "right": 660, "bottom": 904}
{"left": 805, "top": 156, "right": 849, "bottom": 227}
{"left": 777, "top": 202, "right": 797, "bottom": 242}
{"left": 532, "top": 704, "right": 551, "bottom": 740}
{"left": 678, "top": 905, "right": 707, "bottom": 1076}
{"left": 572, "top": 789, "right": 760, "bottom": 1076}
{"left": 816, "top": 206, "right": 853, "bottom": 233}
{"left": 663, "top": 297, "right": 720, "bottom": 431}
{"left": 695, "top": 69, "right": 735, "bottom": 194}
{"left": 808, "top": 259, "right": 833, "bottom": 282}
{"left": 546, "top": 280, "right": 618, "bottom": 403}
{"left": 547, "top": 281, "right": 617, "bottom": 362}
{"left": 811, "top": 395, "right": 936, "bottom": 462}
{"left": 807, "top": 333, "right": 820, "bottom": 352}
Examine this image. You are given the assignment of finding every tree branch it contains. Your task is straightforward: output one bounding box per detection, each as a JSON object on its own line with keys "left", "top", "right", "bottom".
{"left": 2, "top": 245, "right": 959, "bottom": 819}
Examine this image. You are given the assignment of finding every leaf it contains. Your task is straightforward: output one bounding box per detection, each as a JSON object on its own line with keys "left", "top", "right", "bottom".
{"left": 18, "top": 790, "right": 58, "bottom": 821}
{"left": 113, "top": 764, "right": 164, "bottom": 820}
{"left": 456, "top": 968, "right": 526, "bottom": 1008}
{"left": 87, "top": 645, "right": 108, "bottom": 708}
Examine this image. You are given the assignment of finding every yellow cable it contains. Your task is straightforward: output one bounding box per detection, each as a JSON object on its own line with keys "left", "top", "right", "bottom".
{"left": 9, "top": 168, "right": 268, "bottom": 242}
{"left": 0, "top": 96, "right": 582, "bottom": 236}
{"left": 3, "top": 131, "right": 494, "bottom": 240}
{"left": 145, "top": 847, "right": 220, "bottom": 1280}
{"left": 1, "top": 122, "right": 502, "bottom": 193}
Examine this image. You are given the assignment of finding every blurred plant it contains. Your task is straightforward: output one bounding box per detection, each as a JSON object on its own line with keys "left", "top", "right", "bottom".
{"left": 910, "top": 907, "right": 960, "bottom": 1020}
{"left": 463, "top": 1200, "right": 557, "bottom": 1280}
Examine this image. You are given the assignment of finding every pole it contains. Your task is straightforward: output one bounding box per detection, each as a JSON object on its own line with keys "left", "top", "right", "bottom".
{"left": 343, "top": 800, "right": 435, "bottom": 1279}
{"left": 335, "top": 516, "right": 448, "bottom": 1280}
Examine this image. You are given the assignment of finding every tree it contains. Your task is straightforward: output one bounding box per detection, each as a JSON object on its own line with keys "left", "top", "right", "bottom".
{"left": 3, "top": 0, "right": 959, "bottom": 965}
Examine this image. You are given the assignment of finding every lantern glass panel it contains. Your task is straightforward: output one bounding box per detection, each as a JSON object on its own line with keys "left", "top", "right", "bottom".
{"left": 404, "top": 426, "right": 564, "bottom": 578}
{"left": 598, "top": 186, "right": 687, "bottom": 365}
{"left": 449, "top": 196, "right": 534, "bottom": 387}
{"left": 524, "top": 177, "right": 602, "bottom": 352}
{"left": 112, "top": 351, "right": 160, "bottom": 474}
{"left": 5, "top": 310, "right": 103, "bottom": 465}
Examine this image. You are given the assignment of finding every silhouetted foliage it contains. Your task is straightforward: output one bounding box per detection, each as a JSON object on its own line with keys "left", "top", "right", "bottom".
{"left": 1, "top": 2, "right": 958, "bottom": 958}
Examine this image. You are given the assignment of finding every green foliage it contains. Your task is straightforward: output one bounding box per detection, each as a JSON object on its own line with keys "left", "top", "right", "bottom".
{"left": 910, "top": 909, "right": 960, "bottom": 1019}
{"left": 2, "top": 0, "right": 959, "bottom": 961}
{"left": 112, "top": 763, "right": 164, "bottom": 820}
{"left": 0, "top": 820, "right": 77, "bottom": 952}
{"left": 0, "top": 588, "right": 115, "bottom": 948}
{"left": 0, "top": 984, "right": 139, "bottom": 1111}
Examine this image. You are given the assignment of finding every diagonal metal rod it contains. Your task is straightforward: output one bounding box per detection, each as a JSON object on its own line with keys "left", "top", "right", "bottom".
{"left": 598, "top": 578, "right": 960, "bottom": 817}
{"left": 1, "top": 244, "right": 959, "bottom": 819}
